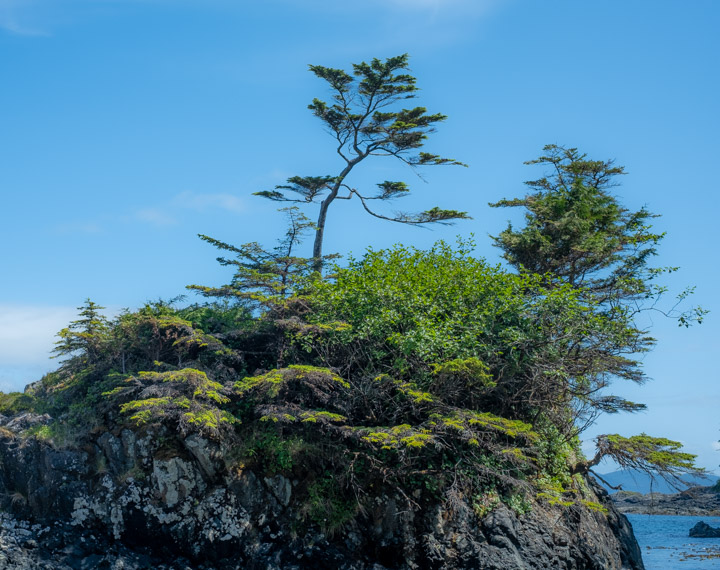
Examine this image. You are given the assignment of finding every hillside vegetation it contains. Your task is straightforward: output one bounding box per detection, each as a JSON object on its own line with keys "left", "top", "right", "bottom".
{"left": 0, "top": 52, "right": 708, "bottom": 533}
{"left": 1, "top": 145, "right": 705, "bottom": 531}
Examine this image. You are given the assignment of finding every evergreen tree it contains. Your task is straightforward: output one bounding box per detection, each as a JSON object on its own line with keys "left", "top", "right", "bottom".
{"left": 52, "top": 299, "right": 109, "bottom": 366}
{"left": 491, "top": 146, "right": 706, "bottom": 485}
{"left": 254, "top": 54, "right": 470, "bottom": 271}
{"left": 491, "top": 145, "right": 662, "bottom": 301}
{"left": 491, "top": 145, "right": 707, "bottom": 319}
{"left": 188, "top": 207, "right": 323, "bottom": 311}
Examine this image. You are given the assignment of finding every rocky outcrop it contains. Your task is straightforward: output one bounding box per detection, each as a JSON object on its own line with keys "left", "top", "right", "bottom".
{"left": 0, "top": 417, "right": 644, "bottom": 569}
{"left": 611, "top": 487, "right": 720, "bottom": 516}
{"left": 689, "top": 521, "right": 720, "bottom": 538}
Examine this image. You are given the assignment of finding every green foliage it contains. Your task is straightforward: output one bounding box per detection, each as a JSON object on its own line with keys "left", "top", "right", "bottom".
{"left": 588, "top": 433, "right": 702, "bottom": 486}
{"left": 429, "top": 411, "right": 537, "bottom": 442}
{"left": 503, "top": 491, "right": 532, "bottom": 515}
{"left": 28, "top": 368, "right": 129, "bottom": 445}
{"left": 430, "top": 358, "right": 496, "bottom": 405}
{"left": 375, "top": 375, "right": 434, "bottom": 405}
{"left": 579, "top": 499, "right": 609, "bottom": 514}
{"left": 236, "top": 365, "right": 350, "bottom": 396}
{"left": 491, "top": 145, "right": 658, "bottom": 294}
{"left": 353, "top": 411, "right": 536, "bottom": 454}
{"left": 52, "top": 299, "right": 109, "bottom": 367}
{"left": 301, "top": 472, "right": 357, "bottom": 535}
{"left": 189, "top": 207, "right": 323, "bottom": 311}
{"left": 297, "top": 410, "right": 347, "bottom": 424}
{"left": 218, "top": 245, "right": 559, "bottom": 519}
{"left": 304, "top": 239, "right": 537, "bottom": 370}
{"left": 113, "top": 302, "right": 197, "bottom": 370}
{"left": 254, "top": 54, "right": 468, "bottom": 268}
{"left": 485, "top": 146, "right": 708, "bottom": 434}
{"left": 22, "top": 420, "right": 91, "bottom": 449}
{"left": 231, "top": 427, "right": 308, "bottom": 474}
{"left": 357, "top": 424, "right": 434, "bottom": 450}
{"left": 19, "top": 299, "right": 248, "bottom": 450}
{"left": 301, "top": 239, "right": 627, "bottom": 432}
{"left": 0, "top": 392, "right": 36, "bottom": 415}
{"left": 491, "top": 144, "right": 706, "bottom": 323}
{"left": 110, "top": 368, "right": 237, "bottom": 438}
{"left": 24, "top": 424, "right": 52, "bottom": 441}
{"left": 176, "top": 302, "right": 252, "bottom": 336}
{"left": 431, "top": 358, "right": 494, "bottom": 386}
{"left": 472, "top": 488, "right": 500, "bottom": 518}
{"left": 15, "top": 141, "right": 705, "bottom": 529}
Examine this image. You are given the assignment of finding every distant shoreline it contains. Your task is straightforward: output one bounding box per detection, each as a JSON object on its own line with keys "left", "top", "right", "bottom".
{"left": 612, "top": 485, "right": 720, "bottom": 516}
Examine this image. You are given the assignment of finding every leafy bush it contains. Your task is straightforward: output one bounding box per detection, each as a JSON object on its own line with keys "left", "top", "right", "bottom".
{"left": 20, "top": 223, "right": 701, "bottom": 526}
{"left": 107, "top": 368, "right": 237, "bottom": 439}
{"left": 0, "top": 392, "right": 36, "bottom": 415}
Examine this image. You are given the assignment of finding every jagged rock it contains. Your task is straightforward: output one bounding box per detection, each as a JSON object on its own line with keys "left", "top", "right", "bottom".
{"left": 1, "top": 413, "right": 51, "bottom": 433}
{"left": 183, "top": 434, "right": 222, "bottom": 479}
{"left": 263, "top": 474, "right": 292, "bottom": 507}
{"left": 0, "top": 424, "right": 645, "bottom": 569}
{"left": 152, "top": 457, "right": 206, "bottom": 507}
{"left": 689, "top": 521, "right": 720, "bottom": 538}
{"left": 97, "top": 432, "right": 134, "bottom": 475}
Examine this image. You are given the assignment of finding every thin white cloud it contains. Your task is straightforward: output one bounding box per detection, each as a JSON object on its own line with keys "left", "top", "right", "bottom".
{"left": 173, "top": 191, "right": 244, "bottom": 214}
{"left": 0, "top": 303, "right": 121, "bottom": 392}
{"left": 0, "top": 0, "right": 48, "bottom": 36}
{"left": 135, "top": 207, "right": 178, "bottom": 226}
{"left": 712, "top": 441, "right": 720, "bottom": 452}
{"left": 277, "top": 0, "right": 495, "bottom": 13}
{"left": 55, "top": 221, "right": 103, "bottom": 234}
{"left": 1, "top": 0, "right": 502, "bottom": 35}
{"left": 133, "top": 191, "right": 244, "bottom": 227}
{"left": 384, "top": 0, "right": 475, "bottom": 8}
{"left": 0, "top": 18, "right": 45, "bottom": 35}
{"left": 354, "top": 0, "right": 503, "bottom": 20}
{"left": 0, "top": 0, "right": 180, "bottom": 36}
{"left": 0, "top": 304, "right": 76, "bottom": 367}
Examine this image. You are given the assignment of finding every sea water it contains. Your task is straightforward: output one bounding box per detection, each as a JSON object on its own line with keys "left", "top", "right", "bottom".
{"left": 627, "top": 514, "right": 720, "bottom": 569}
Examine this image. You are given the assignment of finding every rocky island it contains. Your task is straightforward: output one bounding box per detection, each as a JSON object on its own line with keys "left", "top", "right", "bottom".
{"left": 689, "top": 521, "right": 720, "bottom": 538}
{"left": 0, "top": 129, "right": 705, "bottom": 568}
{"left": 0, "top": 409, "right": 643, "bottom": 569}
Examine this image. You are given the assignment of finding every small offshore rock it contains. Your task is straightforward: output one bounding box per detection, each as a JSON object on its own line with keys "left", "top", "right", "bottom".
{"left": 689, "top": 521, "right": 720, "bottom": 538}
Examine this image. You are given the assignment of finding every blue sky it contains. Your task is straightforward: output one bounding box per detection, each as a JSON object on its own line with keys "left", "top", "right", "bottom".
{"left": 1, "top": 0, "right": 718, "bottom": 472}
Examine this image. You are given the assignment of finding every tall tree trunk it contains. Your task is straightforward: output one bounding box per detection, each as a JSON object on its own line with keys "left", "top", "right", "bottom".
{"left": 311, "top": 161, "right": 357, "bottom": 273}
{"left": 312, "top": 197, "right": 331, "bottom": 272}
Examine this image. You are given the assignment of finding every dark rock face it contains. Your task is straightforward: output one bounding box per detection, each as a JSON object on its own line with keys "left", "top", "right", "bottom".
{"left": 0, "top": 425, "right": 645, "bottom": 569}
{"left": 689, "top": 521, "right": 720, "bottom": 538}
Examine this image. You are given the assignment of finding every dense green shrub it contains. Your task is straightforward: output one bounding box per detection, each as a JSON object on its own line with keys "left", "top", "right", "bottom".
{"left": 0, "top": 392, "right": 36, "bottom": 415}
{"left": 6, "top": 231, "right": 701, "bottom": 524}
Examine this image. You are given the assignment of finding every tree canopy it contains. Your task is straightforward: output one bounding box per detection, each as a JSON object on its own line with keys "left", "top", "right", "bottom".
{"left": 254, "top": 54, "right": 470, "bottom": 270}
{"left": 491, "top": 145, "right": 706, "bottom": 484}
{"left": 5, "top": 129, "right": 705, "bottom": 532}
{"left": 52, "top": 298, "right": 109, "bottom": 367}
{"left": 490, "top": 144, "right": 706, "bottom": 326}
{"left": 491, "top": 145, "right": 661, "bottom": 296}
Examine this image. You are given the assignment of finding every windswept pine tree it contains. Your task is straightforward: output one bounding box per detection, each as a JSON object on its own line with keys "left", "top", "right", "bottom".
{"left": 254, "top": 54, "right": 470, "bottom": 270}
